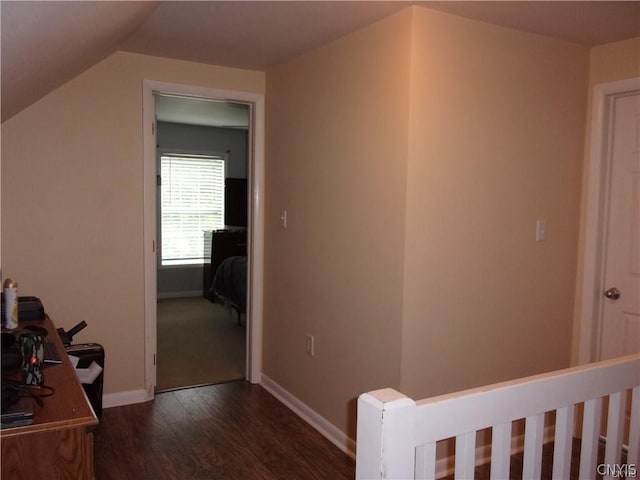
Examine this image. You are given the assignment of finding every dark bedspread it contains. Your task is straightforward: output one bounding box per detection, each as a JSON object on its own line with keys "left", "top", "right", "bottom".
{"left": 209, "top": 256, "right": 247, "bottom": 318}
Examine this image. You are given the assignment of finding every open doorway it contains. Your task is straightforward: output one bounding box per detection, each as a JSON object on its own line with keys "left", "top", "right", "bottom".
{"left": 143, "top": 80, "right": 265, "bottom": 400}
{"left": 154, "top": 94, "right": 249, "bottom": 391}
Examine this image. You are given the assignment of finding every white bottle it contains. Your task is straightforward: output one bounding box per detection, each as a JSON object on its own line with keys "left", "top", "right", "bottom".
{"left": 4, "top": 278, "right": 18, "bottom": 329}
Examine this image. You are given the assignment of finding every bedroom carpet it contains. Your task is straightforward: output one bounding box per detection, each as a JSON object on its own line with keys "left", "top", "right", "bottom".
{"left": 156, "top": 296, "right": 245, "bottom": 392}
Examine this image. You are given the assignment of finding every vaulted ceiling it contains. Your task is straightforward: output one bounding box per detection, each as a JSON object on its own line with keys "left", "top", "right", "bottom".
{"left": 2, "top": 1, "right": 639, "bottom": 122}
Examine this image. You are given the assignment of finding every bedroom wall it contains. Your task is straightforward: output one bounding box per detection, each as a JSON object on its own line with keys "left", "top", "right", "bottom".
{"left": 264, "top": 8, "right": 412, "bottom": 439}
{"left": 1, "top": 52, "right": 264, "bottom": 395}
{"left": 588, "top": 37, "right": 640, "bottom": 86}
{"left": 400, "top": 7, "right": 589, "bottom": 399}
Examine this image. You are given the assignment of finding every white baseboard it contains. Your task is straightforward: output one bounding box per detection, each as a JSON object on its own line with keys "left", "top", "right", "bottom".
{"left": 103, "top": 388, "right": 152, "bottom": 409}
{"left": 260, "top": 374, "right": 356, "bottom": 459}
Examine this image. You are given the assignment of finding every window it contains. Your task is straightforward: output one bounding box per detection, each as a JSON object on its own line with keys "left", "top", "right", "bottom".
{"left": 160, "top": 154, "right": 225, "bottom": 266}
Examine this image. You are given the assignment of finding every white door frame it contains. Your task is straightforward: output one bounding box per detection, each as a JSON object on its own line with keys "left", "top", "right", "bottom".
{"left": 142, "top": 80, "right": 264, "bottom": 398}
{"left": 578, "top": 77, "right": 640, "bottom": 364}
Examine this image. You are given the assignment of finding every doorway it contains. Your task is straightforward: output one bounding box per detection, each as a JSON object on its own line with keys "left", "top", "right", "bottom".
{"left": 143, "top": 81, "right": 265, "bottom": 400}
{"left": 154, "top": 94, "right": 249, "bottom": 391}
{"left": 578, "top": 77, "right": 640, "bottom": 364}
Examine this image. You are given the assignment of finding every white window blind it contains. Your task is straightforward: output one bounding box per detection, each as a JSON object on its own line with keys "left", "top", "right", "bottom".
{"left": 160, "top": 154, "right": 225, "bottom": 266}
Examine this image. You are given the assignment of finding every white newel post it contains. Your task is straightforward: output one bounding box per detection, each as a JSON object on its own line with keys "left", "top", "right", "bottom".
{"left": 356, "top": 388, "right": 416, "bottom": 480}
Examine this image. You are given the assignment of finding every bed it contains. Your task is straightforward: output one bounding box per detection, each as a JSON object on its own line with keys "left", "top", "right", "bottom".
{"left": 209, "top": 255, "right": 247, "bottom": 326}
{"left": 356, "top": 353, "right": 640, "bottom": 479}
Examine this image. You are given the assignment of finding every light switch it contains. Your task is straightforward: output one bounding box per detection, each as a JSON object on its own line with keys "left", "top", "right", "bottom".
{"left": 536, "top": 219, "right": 547, "bottom": 242}
{"left": 306, "top": 334, "right": 314, "bottom": 356}
{"left": 280, "top": 209, "right": 288, "bottom": 229}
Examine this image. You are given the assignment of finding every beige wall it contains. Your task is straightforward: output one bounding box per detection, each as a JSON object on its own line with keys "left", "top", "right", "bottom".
{"left": 264, "top": 9, "right": 412, "bottom": 438}
{"left": 265, "top": 5, "right": 591, "bottom": 439}
{"left": 401, "top": 7, "right": 589, "bottom": 399}
{"left": 1, "top": 52, "right": 264, "bottom": 395}
{"left": 572, "top": 37, "right": 640, "bottom": 363}
{"left": 589, "top": 37, "right": 640, "bottom": 86}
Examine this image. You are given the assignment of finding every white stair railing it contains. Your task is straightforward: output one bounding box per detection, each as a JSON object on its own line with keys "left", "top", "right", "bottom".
{"left": 356, "top": 354, "right": 640, "bottom": 480}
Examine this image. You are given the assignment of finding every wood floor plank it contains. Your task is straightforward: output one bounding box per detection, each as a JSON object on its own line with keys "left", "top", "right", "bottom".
{"left": 94, "top": 381, "right": 355, "bottom": 479}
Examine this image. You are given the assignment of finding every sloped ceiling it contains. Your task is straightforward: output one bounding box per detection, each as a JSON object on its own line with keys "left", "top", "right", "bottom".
{"left": 1, "top": 1, "right": 159, "bottom": 121}
{"left": 2, "top": 1, "right": 639, "bottom": 123}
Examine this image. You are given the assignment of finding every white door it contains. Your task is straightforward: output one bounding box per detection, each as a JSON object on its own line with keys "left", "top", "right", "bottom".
{"left": 599, "top": 91, "right": 640, "bottom": 360}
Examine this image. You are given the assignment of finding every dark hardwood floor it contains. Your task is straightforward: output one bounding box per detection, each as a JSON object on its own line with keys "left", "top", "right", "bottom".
{"left": 93, "top": 380, "right": 355, "bottom": 480}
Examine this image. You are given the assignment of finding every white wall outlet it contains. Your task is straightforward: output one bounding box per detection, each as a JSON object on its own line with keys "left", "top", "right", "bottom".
{"left": 306, "top": 334, "right": 315, "bottom": 356}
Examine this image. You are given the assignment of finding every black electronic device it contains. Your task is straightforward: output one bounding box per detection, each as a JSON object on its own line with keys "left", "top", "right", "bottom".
{"left": 57, "top": 320, "right": 87, "bottom": 346}
{"left": 0, "top": 295, "right": 46, "bottom": 323}
{"left": 1, "top": 399, "right": 33, "bottom": 428}
{"left": 1, "top": 332, "right": 26, "bottom": 415}
{"left": 1, "top": 332, "right": 21, "bottom": 378}
{"left": 43, "top": 340, "right": 63, "bottom": 364}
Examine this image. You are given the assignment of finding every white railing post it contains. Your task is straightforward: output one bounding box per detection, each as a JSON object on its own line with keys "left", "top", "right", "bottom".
{"left": 356, "top": 355, "right": 639, "bottom": 480}
{"left": 356, "top": 388, "right": 416, "bottom": 480}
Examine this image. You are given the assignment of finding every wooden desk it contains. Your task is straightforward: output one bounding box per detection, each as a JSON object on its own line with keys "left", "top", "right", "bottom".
{"left": 1, "top": 316, "right": 98, "bottom": 479}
